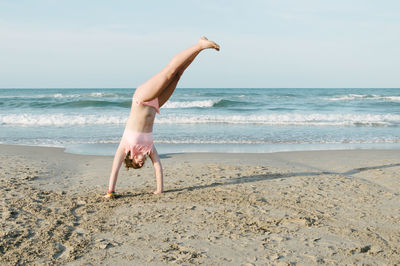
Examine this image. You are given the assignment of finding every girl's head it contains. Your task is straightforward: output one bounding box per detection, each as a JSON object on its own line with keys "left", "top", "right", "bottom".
{"left": 124, "top": 152, "right": 147, "bottom": 169}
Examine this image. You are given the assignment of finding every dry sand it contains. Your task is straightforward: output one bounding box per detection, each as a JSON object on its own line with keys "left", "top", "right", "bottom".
{"left": 0, "top": 144, "right": 399, "bottom": 265}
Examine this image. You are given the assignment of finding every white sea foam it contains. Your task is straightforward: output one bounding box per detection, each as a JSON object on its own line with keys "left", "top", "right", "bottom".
{"left": 90, "top": 92, "right": 104, "bottom": 97}
{"left": 88, "top": 92, "right": 119, "bottom": 97}
{"left": 6, "top": 138, "right": 399, "bottom": 147}
{"left": 163, "top": 100, "right": 218, "bottom": 108}
{"left": 326, "top": 94, "right": 400, "bottom": 102}
{"left": 1, "top": 113, "right": 399, "bottom": 127}
{"left": 48, "top": 92, "right": 119, "bottom": 99}
{"left": 386, "top": 96, "right": 400, "bottom": 102}
{"left": 50, "top": 93, "right": 82, "bottom": 98}
{"left": 0, "top": 94, "right": 79, "bottom": 99}
{"left": 153, "top": 138, "right": 400, "bottom": 145}
{"left": 0, "top": 114, "right": 127, "bottom": 126}
{"left": 156, "top": 113, "right": 400, "bottom": 126}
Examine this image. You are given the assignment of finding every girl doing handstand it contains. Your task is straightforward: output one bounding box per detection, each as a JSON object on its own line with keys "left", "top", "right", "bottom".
{"left": 105, "top": 37, "right": 220, "bottom": 198}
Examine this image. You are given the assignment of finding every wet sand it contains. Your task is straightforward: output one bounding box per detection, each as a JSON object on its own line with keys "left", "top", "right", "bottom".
{"left": 1, "top": 144, "right": 399, "bottom": 265}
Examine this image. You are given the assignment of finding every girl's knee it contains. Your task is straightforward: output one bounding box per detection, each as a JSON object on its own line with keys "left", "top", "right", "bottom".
{"left": 176, "top": 68, "right": 184, "bottom": 78}
{"left": 165, "top": 61, "right": 180, "bottom": 78}
{"left": 162, "top": 67, "right": 174, "bottom": 81}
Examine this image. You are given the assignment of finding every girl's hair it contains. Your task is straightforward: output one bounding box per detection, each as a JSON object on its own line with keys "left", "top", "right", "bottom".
{"left": 124, "top": 151, "right": 144, "bottom": 169}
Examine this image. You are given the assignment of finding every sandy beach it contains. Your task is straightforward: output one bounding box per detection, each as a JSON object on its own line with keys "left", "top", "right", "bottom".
{"left": 0, "top": 144, "right": 399, "bottom": 265}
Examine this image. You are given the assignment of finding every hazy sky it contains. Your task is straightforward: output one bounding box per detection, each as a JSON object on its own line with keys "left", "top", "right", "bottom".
{"left": 1, "top": 0, "right": 399, "bottom": 88}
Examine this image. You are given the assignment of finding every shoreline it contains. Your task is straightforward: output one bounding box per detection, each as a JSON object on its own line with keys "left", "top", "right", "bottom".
{"left": 1, "top": 144, "right": 400, "bottom": 264}
{"left": 4, "top": 141, "right": 400, "bottom": 157}
{"left": 65, "top": 142, "right": 400, "bottom": 157}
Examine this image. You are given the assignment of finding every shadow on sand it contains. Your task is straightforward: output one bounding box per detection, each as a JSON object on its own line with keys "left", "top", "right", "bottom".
{"left": 116, "top": 163, "right": 400, "bottom": 198}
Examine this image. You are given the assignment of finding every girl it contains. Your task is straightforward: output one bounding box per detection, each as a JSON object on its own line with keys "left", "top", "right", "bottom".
{"left": 105, "top": 37, "right": 220, "bottom": 198}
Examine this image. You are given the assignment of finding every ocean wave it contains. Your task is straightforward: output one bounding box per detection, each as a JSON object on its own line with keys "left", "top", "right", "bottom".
{"left": 4, "top": 137, "right": 400, "bottom": 147}
{"left": 1, "top": 99, "right": 132, "bottom": 109}
{"left": 1, "top": 113, "right": 400, "bottom": 127}
{"left": 0, "top": 114, "right": 127, "bottom": 126}
{"left": 153, "top": 138, "right": 400, "bottom": 145}
{"left": 52, "top": 100, "right": 132, "bottom": 108}
{"left": 0, "top": 92, "right": 123, "bottom": 100}
{"left": 163, "top": 100, "right": 217, "bottom": 108}
{"left": 2, "top": 98, "right": 247, "bottom": 109}
{"left": 156, "top": 113, "right": 400, "bottom": 126}
{"left": 163, "top": 99, "right": 247, "bottom": 109}
{"left": 326, "top": 94, "right": 400, "bottom": 102}
{"left": 48, "top": 93, "right": 82, "bottom": 99}
{"left": 213, "top": 99, "right": 248, "bottom": 107}
{"left": 52, "top": 92, "right": 122, "bottom": 98}
{"left": 89, "top": 92, "right": 120, "bottom": 97}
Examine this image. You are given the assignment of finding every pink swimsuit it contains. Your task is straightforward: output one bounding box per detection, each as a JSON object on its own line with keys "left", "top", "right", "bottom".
{"left": 122, "top": 130, "right": 153, "bottom": 158}
{"left": 123, "top": 97, "right": 160, "bottom": 158}
{"left": 132, "top": 96, "right": 160, "bottom": 114}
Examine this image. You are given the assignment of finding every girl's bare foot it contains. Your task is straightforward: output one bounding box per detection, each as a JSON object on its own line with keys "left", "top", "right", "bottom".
{"left": 198, "top": 36, "right": 220, "bottom": 51}
{"left": 149, "top": 190, "right": 163, "bottom": 195}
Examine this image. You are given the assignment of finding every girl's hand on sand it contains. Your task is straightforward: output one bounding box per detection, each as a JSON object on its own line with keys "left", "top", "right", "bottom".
{"left": 103, "top": 193, "right": 115, "bottom": 199}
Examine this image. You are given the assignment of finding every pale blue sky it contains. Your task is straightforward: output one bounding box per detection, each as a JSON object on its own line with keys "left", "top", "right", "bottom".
{"left": 1, "top": 0, "right": 399, "bottom": 88}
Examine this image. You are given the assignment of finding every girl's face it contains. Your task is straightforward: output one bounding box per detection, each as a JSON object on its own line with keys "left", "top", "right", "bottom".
{"left": 133, "top": 153, "right": 146, "bottom": 167}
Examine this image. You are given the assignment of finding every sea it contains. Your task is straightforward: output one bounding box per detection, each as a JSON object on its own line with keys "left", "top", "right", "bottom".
{"left": 1, "top": 88, "right": 400, "bottom": 156}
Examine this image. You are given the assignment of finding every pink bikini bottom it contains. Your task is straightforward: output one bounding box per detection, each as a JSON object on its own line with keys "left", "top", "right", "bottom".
{"left": 132, "top": 96, "right": 160, "bottom": 114}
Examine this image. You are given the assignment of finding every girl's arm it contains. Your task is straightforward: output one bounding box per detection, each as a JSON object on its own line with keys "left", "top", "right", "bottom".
{"left": 149, "top": 146, "right": 163, "bottom": 194}
{"left": 104, "top": 142, "right": 125, "bottom": 198}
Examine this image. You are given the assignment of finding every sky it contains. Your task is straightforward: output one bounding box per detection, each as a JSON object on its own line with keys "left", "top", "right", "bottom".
{"left": 0, "top": 0, "right": 399, "bottom": 88}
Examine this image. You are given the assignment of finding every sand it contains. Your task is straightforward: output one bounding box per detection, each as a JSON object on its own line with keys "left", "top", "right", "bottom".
{"left": 0, "top": 144, "right": 399, "bottom": 265}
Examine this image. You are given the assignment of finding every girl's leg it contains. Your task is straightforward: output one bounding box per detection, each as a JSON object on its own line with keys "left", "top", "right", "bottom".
{"left": 158, "top": 73, "right": 181, "bottom": 108}
{"left": 158, "top": 50, "right": 200, "bottom": 107}
{"left": 134, "top": 37, "right": 219, "bottom": 102}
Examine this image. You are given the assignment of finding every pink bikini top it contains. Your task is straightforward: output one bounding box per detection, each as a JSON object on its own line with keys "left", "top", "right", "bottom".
{"left": 132, "top": 96, "right": 160, "bottom": 114}
{"left": 122, "top": 130, "right": 153, "bottom": 158}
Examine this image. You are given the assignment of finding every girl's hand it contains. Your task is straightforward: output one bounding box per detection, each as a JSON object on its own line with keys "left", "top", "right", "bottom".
{"left": 104, "top": 193, "right": 116, "bottom": 199}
